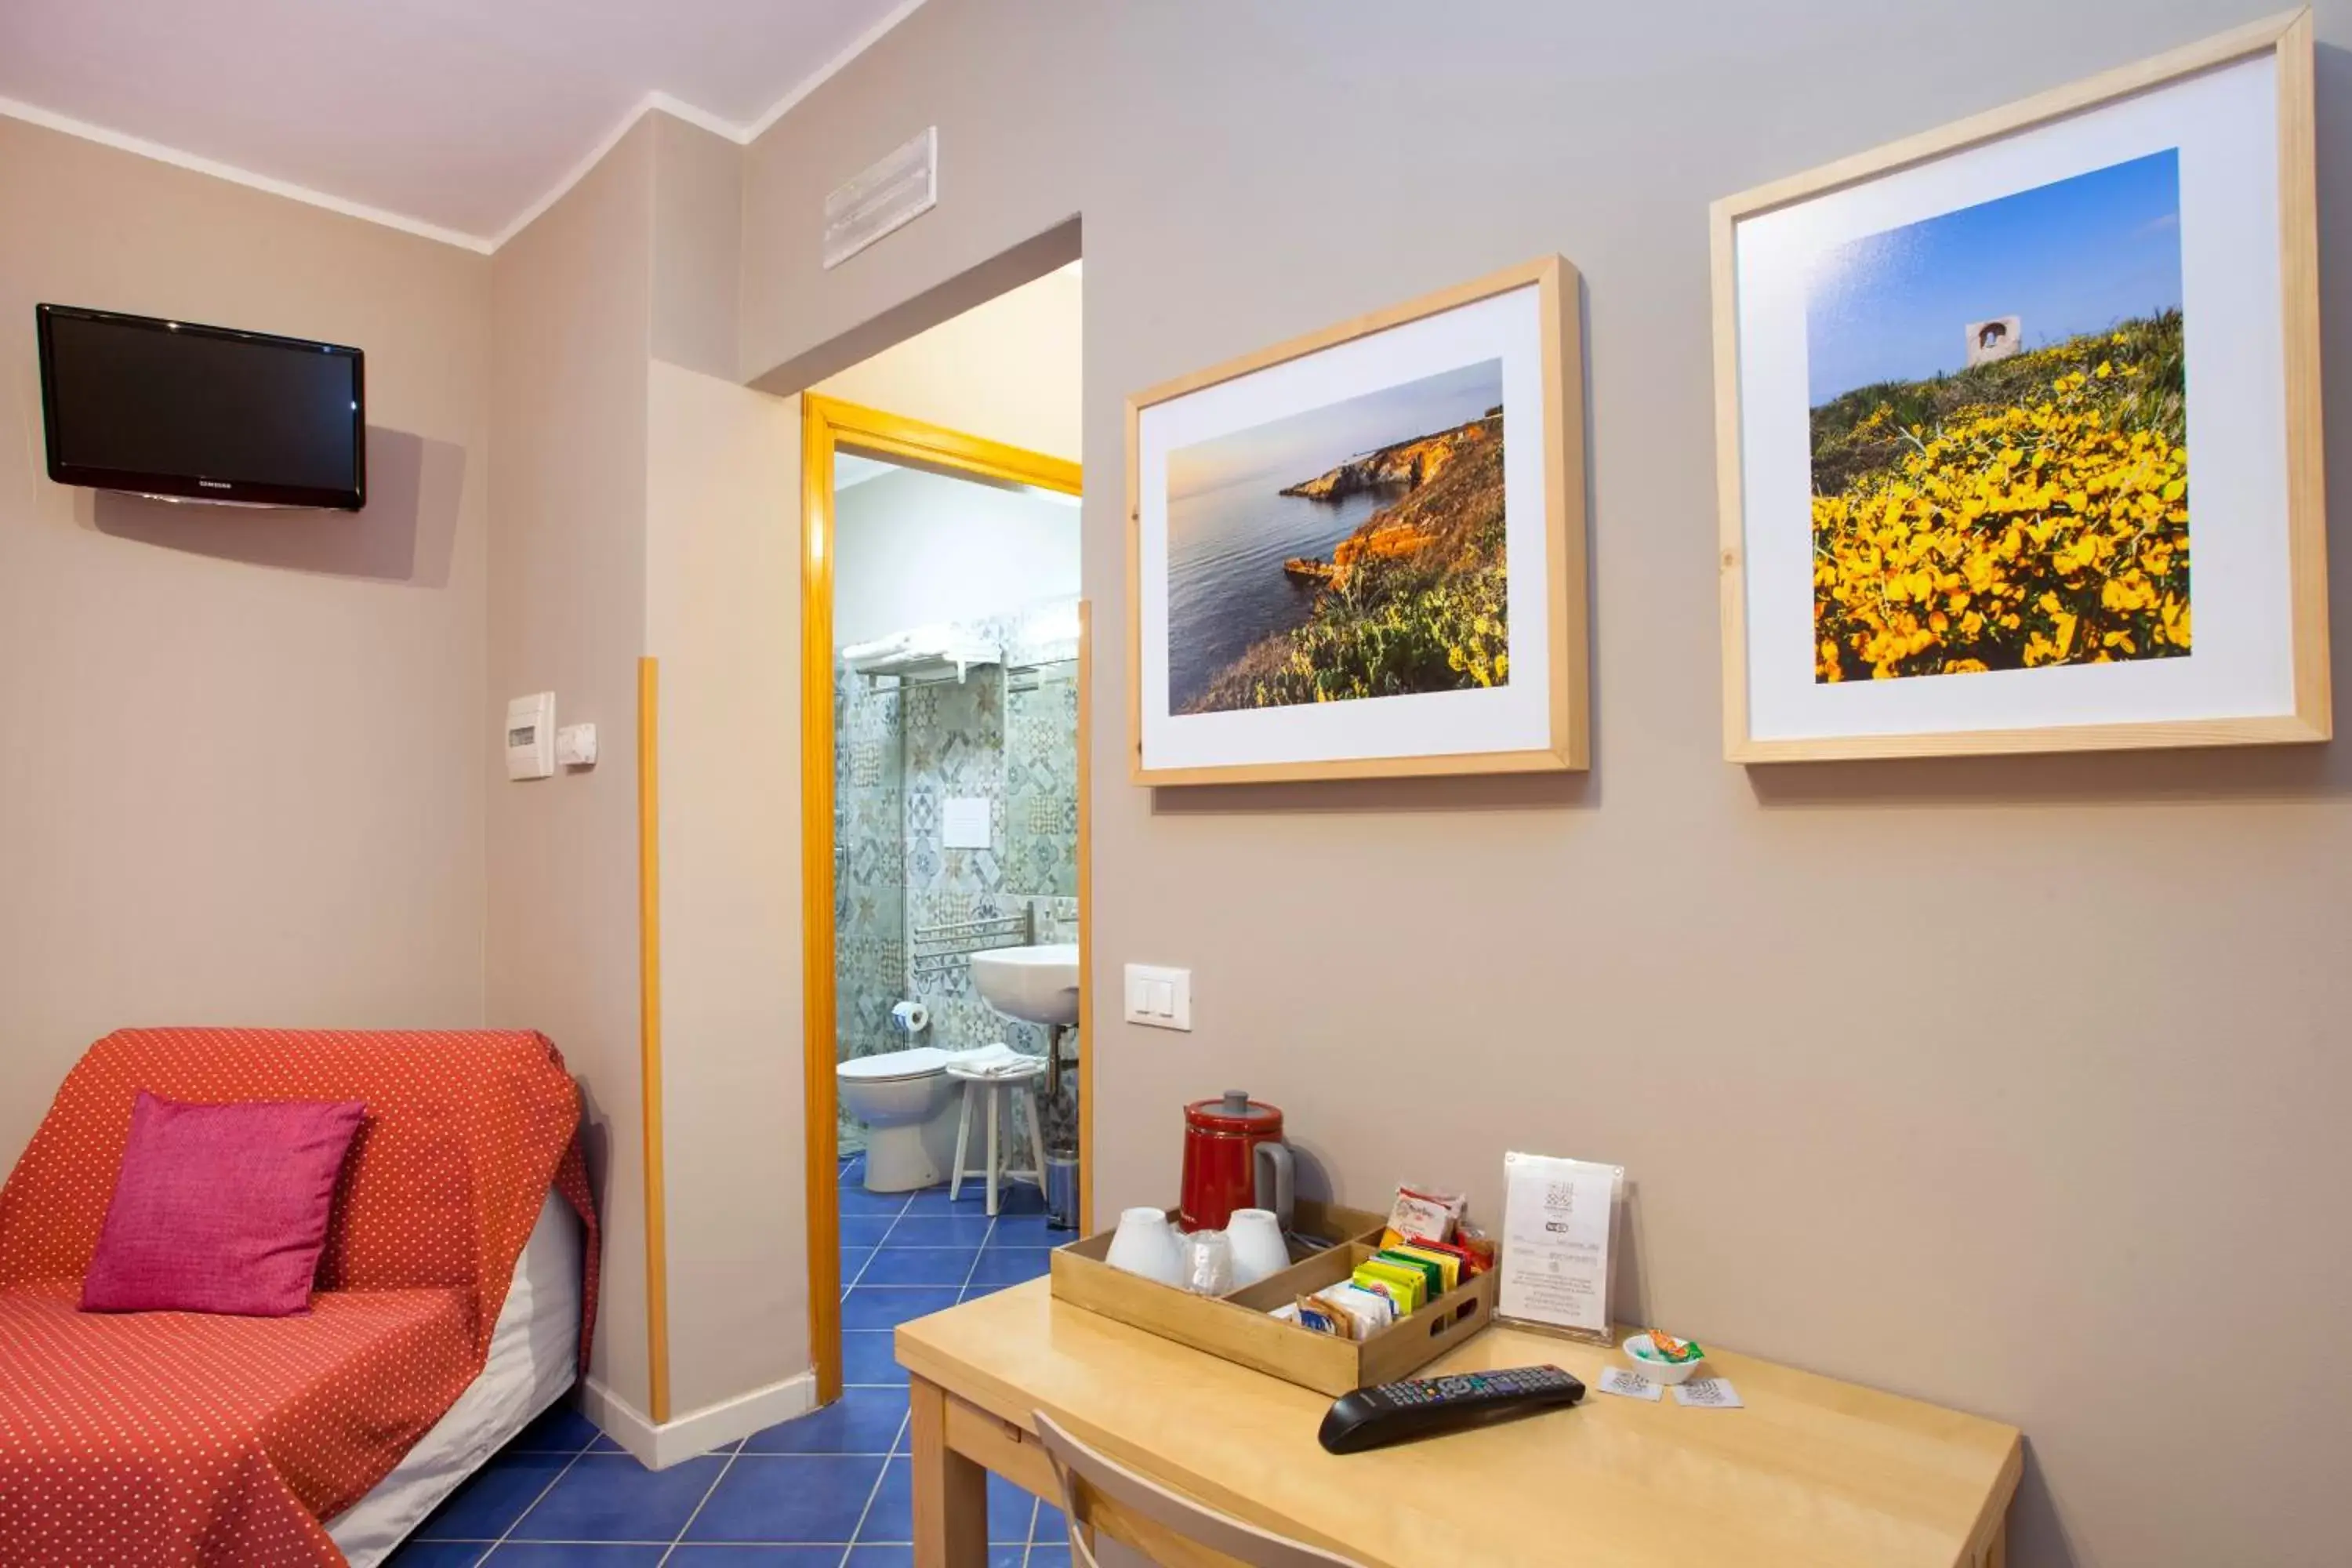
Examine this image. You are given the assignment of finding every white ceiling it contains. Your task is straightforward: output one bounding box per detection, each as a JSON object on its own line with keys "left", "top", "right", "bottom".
{"left": 0, "top": 0, "right": 925, "bottom": 252}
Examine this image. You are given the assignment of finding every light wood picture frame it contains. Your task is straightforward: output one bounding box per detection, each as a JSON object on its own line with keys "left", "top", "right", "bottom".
{"left": 1127, "top": 256, "right": 1588, "bottom": 786}
{"left": 1712, "top": 10, "right": 2327, "bottom": 763}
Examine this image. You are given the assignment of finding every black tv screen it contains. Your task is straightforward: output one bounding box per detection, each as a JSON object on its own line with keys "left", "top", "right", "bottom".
{"left": 37, "top": 304, "right": 365, "bottom": 510}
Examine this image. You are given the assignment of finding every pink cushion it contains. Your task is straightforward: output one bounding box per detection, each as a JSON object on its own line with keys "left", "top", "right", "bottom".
{"left": 81, "top": 1091, "right": 366, "bottom": 1316}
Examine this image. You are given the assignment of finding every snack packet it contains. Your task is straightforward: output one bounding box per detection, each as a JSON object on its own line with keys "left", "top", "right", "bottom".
{"left": 1310, "top": 1283, "right": 1396, "bottom": 1341}
{"left": 1387, "top": 1242, "right": 1461, "bottom": 1294}
{"left": 1293, "top": 1295, "right": 1349, "bottom": 1338}
{"left": 1380, "top": 1184, "right": 1467, "bottom": 1250}
{"left": 1451, "top": 1221, "right": 1497, "bottom": 1276}
{"left": 1353, "top": 1258, "right": 1427, "bottom": 1313}
{"left": 1403, "top": 1235, "right": 1479, "bottom": 1283}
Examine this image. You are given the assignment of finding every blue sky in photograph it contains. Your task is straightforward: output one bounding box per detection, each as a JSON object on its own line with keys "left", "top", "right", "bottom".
{"left": 1806, "top": 149, "right": 2181, "bottom": 405}
{"left": 1167, "top": 360, "right": 1501, "bottom": 499}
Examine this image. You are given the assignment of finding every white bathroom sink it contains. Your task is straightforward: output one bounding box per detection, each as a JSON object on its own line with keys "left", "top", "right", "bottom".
{"left": 970, "top": 943, "right": 1080, "bottom": 1027}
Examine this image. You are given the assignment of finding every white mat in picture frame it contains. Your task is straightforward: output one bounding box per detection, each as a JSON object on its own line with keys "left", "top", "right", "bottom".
{"left": 1712, "top": 11, "right": 2327, "bottom": 762}
{"left": 1128, "top": 256, "right": 1589, "bottom": 785}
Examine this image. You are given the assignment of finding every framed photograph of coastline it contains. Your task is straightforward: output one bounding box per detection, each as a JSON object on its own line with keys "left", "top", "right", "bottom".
{"left": 1713, "top": 10, "right": 2328, "bottom": 763}
{"left": 1127, "top": 256, "right": 1585, "bottom": 785}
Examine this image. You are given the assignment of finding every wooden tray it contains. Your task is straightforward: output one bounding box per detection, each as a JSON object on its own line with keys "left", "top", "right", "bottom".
{"left": 1047, "top": 1199, "right": 1497, "bottom": 1396}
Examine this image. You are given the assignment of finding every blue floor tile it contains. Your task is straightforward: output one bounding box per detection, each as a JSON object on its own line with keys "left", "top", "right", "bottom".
{"left": 684, "top": 1453, "right": 885, "bottom": 1543}
{"left": 383, "top": 1544, "right": 486, "bottom": 1568}
{"left": 508, "top": 1402, "right": 603, "bottom": 1454}
{"left": 848, "top": 1550, "right": 917, "bottom": 1568}
{"left": 840, "top": 1187, "right": 914, "bottom": 1214}
{"left": 840, "top": 1247, "right": 874, "bottom": 1283}
{"left": 841, "top": 1330, "right": 908, "bottom": 1385}
{"left": 855, "top": 1457, "right": 915, "bottom": 1543}
{"left": 880, "top": 1216, "right": 994, "bottom": 1247}
{"left": 989, "top": 1473, "right": 1040, "bottom": 1543}
{"left": 840, "top": 1287, "right": 960, "bottom": 1330}
{"left": 858, "top": 1247, "right": 978, "bottom": 1285}
{"left": 842, "top": 1222, "right": 903, "bottom": 1260}
{"left": 899, "top": 1188, "right": 977, "bottom": 1214}
{"left": 995, "top": 1183, "right": 1047, "bottom": 1216}
{"left": 670, "top": 1551, "right": 843, "bottom": 1566}
{"left": 741, "top": 1385, "right": 907, "bottom": 1454}
{"left": 414, "top": 1450, "right": 572, "bottom": 1540}
{"left": 840, "top": 1216, "right": 898, "bottom": 1248}
{"left": 483, "top": 1548, "right": 667, "bottom": 1566}
{"left": 902, "top": 1185, "right": 1040, "bottom": 1216}
{"left": 855, "top": 1457, "right": 1040, "bottom": 1544}
{"left": 1034, "top": 1501, "right": 1066, "bottom": 1542}
{"left": 1029, "top": 1547, "right": 1073, "bottom": 1567}
{"left": 967, "top": 1248, "right": 1053, "bottom": 1285}
{"left": 509, "top": 1452, "right": 724, "bottom": 1542}
{"left": 985, "top": 1214, "right": 1057, "bottom": 1247}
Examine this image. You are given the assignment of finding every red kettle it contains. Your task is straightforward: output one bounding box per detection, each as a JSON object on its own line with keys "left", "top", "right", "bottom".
{"left": 1178, "top": 1091, "right": 1294, "bottom": 1232}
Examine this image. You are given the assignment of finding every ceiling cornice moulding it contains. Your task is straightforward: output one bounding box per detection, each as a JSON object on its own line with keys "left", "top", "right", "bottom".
{"left": 0, "top": 0, "right": 929, "bottom": 258}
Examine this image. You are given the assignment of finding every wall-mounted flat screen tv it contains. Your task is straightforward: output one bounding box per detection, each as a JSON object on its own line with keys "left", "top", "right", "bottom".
{"left": 36, "top": 304, "right": 365, "bottom": 510}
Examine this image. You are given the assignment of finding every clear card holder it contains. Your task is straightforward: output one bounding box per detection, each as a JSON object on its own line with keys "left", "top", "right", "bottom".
{"left": 1493, "top": 1150, "right": 1625, "bottom": 1347}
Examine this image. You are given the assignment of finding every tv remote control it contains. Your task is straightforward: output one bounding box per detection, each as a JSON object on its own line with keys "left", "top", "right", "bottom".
{"left": 1317, "top": 1365, "right": 1585, "bottom": 1454}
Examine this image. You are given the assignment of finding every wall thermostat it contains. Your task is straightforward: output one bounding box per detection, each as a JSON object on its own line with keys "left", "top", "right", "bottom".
{"left": 506, "top": 691, "right": 555, "bottom": 780}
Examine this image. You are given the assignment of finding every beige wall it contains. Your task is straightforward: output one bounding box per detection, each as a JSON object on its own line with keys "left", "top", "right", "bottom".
{"left": 815, "top": 262, "right": 1081, "bottom": 460}
{"left": 490, "top": 109, "right": 809, "bottom": 1439}
{"left": 738, "top": 5, "right": 2352, "bottom": 1564}
{"left": 644, "top": 359, "right": 805, "bottom": 1416}
{"left": 652, "top": 114, "right": 745, "bottom": 384}
{"left": 488, "top": 114, "right": 658, "bottom": 1411}
{"left": 0, "top": 115, "right": 491, "bottom": 1166}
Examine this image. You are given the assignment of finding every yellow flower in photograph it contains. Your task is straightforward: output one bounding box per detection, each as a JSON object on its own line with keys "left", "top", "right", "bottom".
{"left": 1808, "top": 311, "right": 2188, "bottom": 684}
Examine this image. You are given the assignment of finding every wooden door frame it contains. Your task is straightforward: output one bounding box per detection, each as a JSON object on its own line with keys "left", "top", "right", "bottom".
{"left": 801, "top": 394, "right": 1090, "bottom": 1404}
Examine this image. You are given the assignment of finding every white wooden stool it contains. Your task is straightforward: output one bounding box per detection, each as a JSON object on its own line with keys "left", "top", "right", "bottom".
{"left": 946, "top": 1052, "right": 1047, "bottom": 1217}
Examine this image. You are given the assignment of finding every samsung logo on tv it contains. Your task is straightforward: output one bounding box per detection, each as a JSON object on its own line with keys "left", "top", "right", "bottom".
{"left": 198, "top": 479, "right": 230, "bottom": 490}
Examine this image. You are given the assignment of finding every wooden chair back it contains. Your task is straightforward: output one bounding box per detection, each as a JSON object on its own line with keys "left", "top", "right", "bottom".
{"left": 1033, "top": 1410, "right": 1366, "bottom": 1568}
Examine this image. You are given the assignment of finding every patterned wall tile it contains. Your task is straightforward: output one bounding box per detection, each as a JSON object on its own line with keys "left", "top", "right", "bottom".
{"left": 834, "top": 601, "right": 1085, "bottom": 1156}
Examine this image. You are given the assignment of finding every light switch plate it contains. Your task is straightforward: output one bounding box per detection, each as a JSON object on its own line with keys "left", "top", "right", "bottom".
{"left": 1123, "top": 964, "right": 1192, "bottom": 1031}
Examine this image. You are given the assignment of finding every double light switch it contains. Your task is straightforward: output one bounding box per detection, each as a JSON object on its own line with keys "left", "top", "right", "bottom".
{"left": 1123, "top": 964, "right": 1192, "bottom": 1031}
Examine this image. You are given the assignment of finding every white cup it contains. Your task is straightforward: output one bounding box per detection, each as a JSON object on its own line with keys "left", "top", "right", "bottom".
{"left": 1226, "top": 1207, "right": 1290, "bottom": 1288}
{"left": 1105, "top": 1207, "right": 1183, "bottom": 1287}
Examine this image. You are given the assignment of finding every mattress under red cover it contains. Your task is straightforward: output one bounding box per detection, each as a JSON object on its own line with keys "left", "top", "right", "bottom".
{"left": 0, "top": 1027, "right": 601, "bottom": 1567}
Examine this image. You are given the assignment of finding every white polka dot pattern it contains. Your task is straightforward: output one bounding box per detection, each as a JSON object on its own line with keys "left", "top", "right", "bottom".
{"left": 0, "top": 1028, "right": 601, "bottom": 1568}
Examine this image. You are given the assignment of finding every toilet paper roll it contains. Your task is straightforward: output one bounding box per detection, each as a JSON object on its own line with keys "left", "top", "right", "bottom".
{"left": 887, "top": 1000, "right": 930, "bottom": 1035}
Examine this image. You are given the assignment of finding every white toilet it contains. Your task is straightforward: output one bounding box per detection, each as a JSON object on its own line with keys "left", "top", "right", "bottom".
{"left": 837, "top": 1047, "right": 964, "bottom": 1192}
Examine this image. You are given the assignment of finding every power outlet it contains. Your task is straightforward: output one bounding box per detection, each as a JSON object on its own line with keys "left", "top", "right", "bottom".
{"left": 1123, "top": 964, "right": 1192, "bottom": 1031}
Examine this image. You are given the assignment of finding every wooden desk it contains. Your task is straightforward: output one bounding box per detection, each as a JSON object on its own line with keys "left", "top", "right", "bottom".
{"left": 896, "top": 1279, "right": 2020, "bottom": 1568}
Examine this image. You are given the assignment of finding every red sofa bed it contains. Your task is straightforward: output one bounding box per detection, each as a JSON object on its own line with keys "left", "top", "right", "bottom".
{"left": 0, "top": 1027, "right": 599, "bottom": 1566}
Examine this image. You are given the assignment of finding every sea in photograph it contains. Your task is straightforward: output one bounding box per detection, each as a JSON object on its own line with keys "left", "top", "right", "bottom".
{"left": 1805, "top": 149, "right": 2188, "bottom": 684}
{"left": 1164, "top": 478, "right": 1389, "bottom": 713}
{"left": 1165, "top": 360, "right": 1507, "bottom": 714}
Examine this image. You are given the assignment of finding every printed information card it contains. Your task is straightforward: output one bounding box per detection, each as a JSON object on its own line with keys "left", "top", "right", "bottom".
{"left": 1496, "top": 1151, "right": 1624, "bottom": 1342}
{"left": 1672, "top": 1378, "right": 1744, "bottom": 1409}
{"left": 1596, "top": 1366, "right": 1662, "bottom": 1402}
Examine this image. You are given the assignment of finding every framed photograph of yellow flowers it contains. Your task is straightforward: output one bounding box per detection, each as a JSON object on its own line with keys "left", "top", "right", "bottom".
{"left": 1712, "top": 11, "right": 2328, "bottom": 762}
{"left": 1127, "top": 256, "right": 1587, "bottom": 785}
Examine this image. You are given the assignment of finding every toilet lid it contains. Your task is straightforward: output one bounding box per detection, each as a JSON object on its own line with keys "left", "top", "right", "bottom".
{"left": 839, "top": 1047, "right": 949, "bottom": 1083}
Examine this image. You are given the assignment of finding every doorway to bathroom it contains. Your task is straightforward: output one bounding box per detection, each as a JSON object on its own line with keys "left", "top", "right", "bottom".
{"left": 798, "top": 266, "right": 1087, "bottom": 1404}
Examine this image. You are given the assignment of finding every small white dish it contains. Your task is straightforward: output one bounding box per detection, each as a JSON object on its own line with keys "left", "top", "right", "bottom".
{"left": 1621, "top": 1332, "right": 1709, "bottom": 1385}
